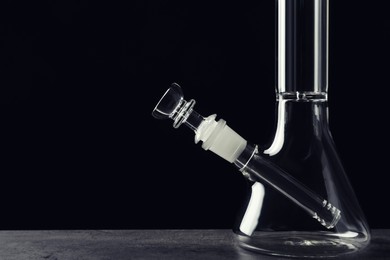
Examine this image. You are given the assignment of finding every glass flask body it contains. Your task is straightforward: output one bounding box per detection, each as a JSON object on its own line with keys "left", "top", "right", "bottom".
{"left": 234, "top": 99, "right": 370, "bottom": 257}
{"left": 234, "top": 0, "right": 370, "bottom": 256}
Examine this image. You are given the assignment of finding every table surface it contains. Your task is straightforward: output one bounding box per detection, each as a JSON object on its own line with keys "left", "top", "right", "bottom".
{"left": 0, "top": 229, "right": 389, "bottom": 259}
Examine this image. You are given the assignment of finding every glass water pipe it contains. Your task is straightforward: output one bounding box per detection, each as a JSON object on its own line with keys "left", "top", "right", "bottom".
{"left": 153, "top": 83, "right": 340, "bottom": 229}
{"left": 152, "top": 0, "right": 370, "bottom": 257}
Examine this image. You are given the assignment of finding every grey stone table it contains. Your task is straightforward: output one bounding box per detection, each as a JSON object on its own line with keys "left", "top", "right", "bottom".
{"left": 0, "top": 230, "right": 389, "bottom": 259}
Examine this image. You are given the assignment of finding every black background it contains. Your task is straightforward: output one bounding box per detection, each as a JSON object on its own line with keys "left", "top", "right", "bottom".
{"left": 1, "top": 0, "right": 389, "bottom": 230}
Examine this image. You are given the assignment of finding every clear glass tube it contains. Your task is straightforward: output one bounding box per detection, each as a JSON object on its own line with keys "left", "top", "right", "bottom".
{"left": 277, "top": 0, "right": 328, "bottom": 94}
{"left": 235, "top": 144, "right": 340, "bottom": 229}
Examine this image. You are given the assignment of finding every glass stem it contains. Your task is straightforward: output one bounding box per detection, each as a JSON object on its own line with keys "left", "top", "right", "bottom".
{"left": 235, "top": 144, "right": 341, "bottom": 229}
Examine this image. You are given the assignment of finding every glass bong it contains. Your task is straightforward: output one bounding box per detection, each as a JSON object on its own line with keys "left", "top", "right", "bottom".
{"left": 151, "top": 0, "right": 370, "bottom": 257}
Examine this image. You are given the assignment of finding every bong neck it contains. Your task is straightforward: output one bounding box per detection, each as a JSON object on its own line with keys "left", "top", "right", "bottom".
{"left": 265, "top": 0, "right": 329, "bottom": 156}
{"left": 276, "top": 0, "right": 328, "bottom": 97}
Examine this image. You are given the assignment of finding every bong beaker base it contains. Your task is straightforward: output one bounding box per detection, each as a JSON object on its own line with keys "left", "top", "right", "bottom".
{"left": 233, "top": 99, "right": 370, "bottom": 258}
